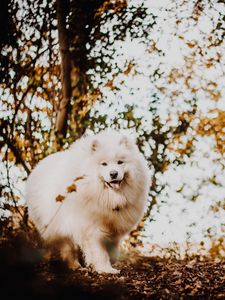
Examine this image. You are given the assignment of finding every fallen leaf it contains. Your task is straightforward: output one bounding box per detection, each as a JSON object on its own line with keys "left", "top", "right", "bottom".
{"left": 55, "top": 194, "right": 65, "bottom": 202}
{"left": 74, "top": 176, "right": 85, "bottom": 182}
{"left": 67, "top": 184, "right": 77, "bottom": 193}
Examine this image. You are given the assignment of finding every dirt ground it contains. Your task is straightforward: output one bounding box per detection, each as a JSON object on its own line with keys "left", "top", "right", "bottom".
{"left": 0, "top": 233, "right": 225, "bottom": 299}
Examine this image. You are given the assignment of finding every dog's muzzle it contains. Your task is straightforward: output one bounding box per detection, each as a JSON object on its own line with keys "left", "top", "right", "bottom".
{"left": 105, "top": 180, "right": 123, "bottom": 190}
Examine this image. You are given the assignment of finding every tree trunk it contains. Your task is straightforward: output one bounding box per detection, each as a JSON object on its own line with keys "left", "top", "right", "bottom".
{"left": 55, "top": 0, "right": 72, "bottom": 139}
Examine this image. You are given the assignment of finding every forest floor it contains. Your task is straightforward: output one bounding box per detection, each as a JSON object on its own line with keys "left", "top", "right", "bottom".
{"left": 1, "top": 232, "right": 225, "bottom": 300}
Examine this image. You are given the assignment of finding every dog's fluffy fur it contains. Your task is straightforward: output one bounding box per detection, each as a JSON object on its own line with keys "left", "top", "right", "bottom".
{"left": 26, "top": 130, "right": 150, "bottom": 273}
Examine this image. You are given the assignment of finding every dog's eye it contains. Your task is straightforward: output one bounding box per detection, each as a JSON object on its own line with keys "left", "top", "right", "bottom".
{"left": 117, "top": 160, "right": 124, "bottom": 165}
{"left": 101, "top": 162, "right": 107, "bottom": 166}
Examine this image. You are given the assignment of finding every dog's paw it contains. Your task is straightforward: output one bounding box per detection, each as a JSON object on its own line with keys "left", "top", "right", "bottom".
{"left": 95, "top": 266, "right": 120, "bottom": 274}
{"left": 108, "top": 267, "right": 120, "bottom": 274}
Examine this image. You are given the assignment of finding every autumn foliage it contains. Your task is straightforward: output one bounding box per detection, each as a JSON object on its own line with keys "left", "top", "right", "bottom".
{"left": 0, "top": 0, "right": 225, "bottom": 258}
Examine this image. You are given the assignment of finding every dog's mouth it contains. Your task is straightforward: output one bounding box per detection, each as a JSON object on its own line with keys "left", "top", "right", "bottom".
{"left": 105, "top": 180, "right": 123, "bottom": 190}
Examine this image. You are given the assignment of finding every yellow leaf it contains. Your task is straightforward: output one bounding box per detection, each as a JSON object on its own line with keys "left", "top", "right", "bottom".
{"left": 74, "top": 176, "right": 85, "bottom": 182}
{"left": 7, "top": 150, "right": 15, "bottom": 161}
{"left": 67, "top": 184, "right": 77, "bottom": 193}
{"left": 186, "top": 42, "right": 196, "bottom": 48}
{"left": 55, "top": 194, "right": 65, "bottom": 202}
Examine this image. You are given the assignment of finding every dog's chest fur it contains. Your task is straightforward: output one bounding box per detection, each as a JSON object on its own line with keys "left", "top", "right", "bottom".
{"left": 99, "top": 202, "right": 139, "bottom": 238}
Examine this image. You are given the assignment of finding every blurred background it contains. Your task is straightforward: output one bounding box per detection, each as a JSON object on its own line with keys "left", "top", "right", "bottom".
{"left": 0, "top": 0, "right": 225, "bottom": 259}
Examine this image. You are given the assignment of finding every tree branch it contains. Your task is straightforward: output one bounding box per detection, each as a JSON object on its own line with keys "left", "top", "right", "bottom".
{"left": 0, "top": 124, "right": 30, "bottom": 175}
{"left": 55, "top": 0, "right": 72, "bottom": 138}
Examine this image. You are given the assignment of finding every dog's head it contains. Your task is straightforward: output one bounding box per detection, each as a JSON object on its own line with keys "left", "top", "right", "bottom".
{"left": 89, "top": 131, "right": 136, "bottom": 190}
{"left": 99, "top": 158, "right": 126, "bottom": 190}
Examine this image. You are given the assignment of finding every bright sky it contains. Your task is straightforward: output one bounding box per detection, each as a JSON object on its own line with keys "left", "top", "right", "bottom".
{"left": 92, "top": 0, "right": 225, "bottom": 254}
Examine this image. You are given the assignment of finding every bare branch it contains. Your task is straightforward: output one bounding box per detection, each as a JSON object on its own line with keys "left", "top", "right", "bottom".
{"left": 0, "top": 123, "right": 30, "bottom": 175}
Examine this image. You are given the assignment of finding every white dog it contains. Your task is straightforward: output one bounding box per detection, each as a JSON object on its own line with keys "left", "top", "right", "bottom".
{"left": 26, "top": 130, "right": 150, "bottom": 273}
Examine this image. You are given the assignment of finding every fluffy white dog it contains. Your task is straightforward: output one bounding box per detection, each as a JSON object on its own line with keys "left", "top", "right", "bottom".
{"left": 26, "top": 130, "right": 150, "bottom": 273}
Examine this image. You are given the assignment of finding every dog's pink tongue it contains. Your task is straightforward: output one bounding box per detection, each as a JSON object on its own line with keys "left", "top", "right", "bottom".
{"left": 110, "top": 182, "right": 120, "bottom": 190}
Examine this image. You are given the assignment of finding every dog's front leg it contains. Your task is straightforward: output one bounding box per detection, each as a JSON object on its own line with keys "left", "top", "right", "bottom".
{"left": 81, "top": 236, "right": 120, "bottom": 274}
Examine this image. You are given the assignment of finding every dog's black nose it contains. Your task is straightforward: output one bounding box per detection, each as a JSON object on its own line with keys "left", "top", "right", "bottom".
{"left": 110, "top": 170, "right": 118, "bottom": 179}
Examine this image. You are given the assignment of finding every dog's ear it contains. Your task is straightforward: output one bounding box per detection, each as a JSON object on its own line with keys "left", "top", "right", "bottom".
{"left": 120, "top": 135, "right": 132, "bottom": 148}
{"left": 91, "top": 139, "right": 99, "bottom": 152}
